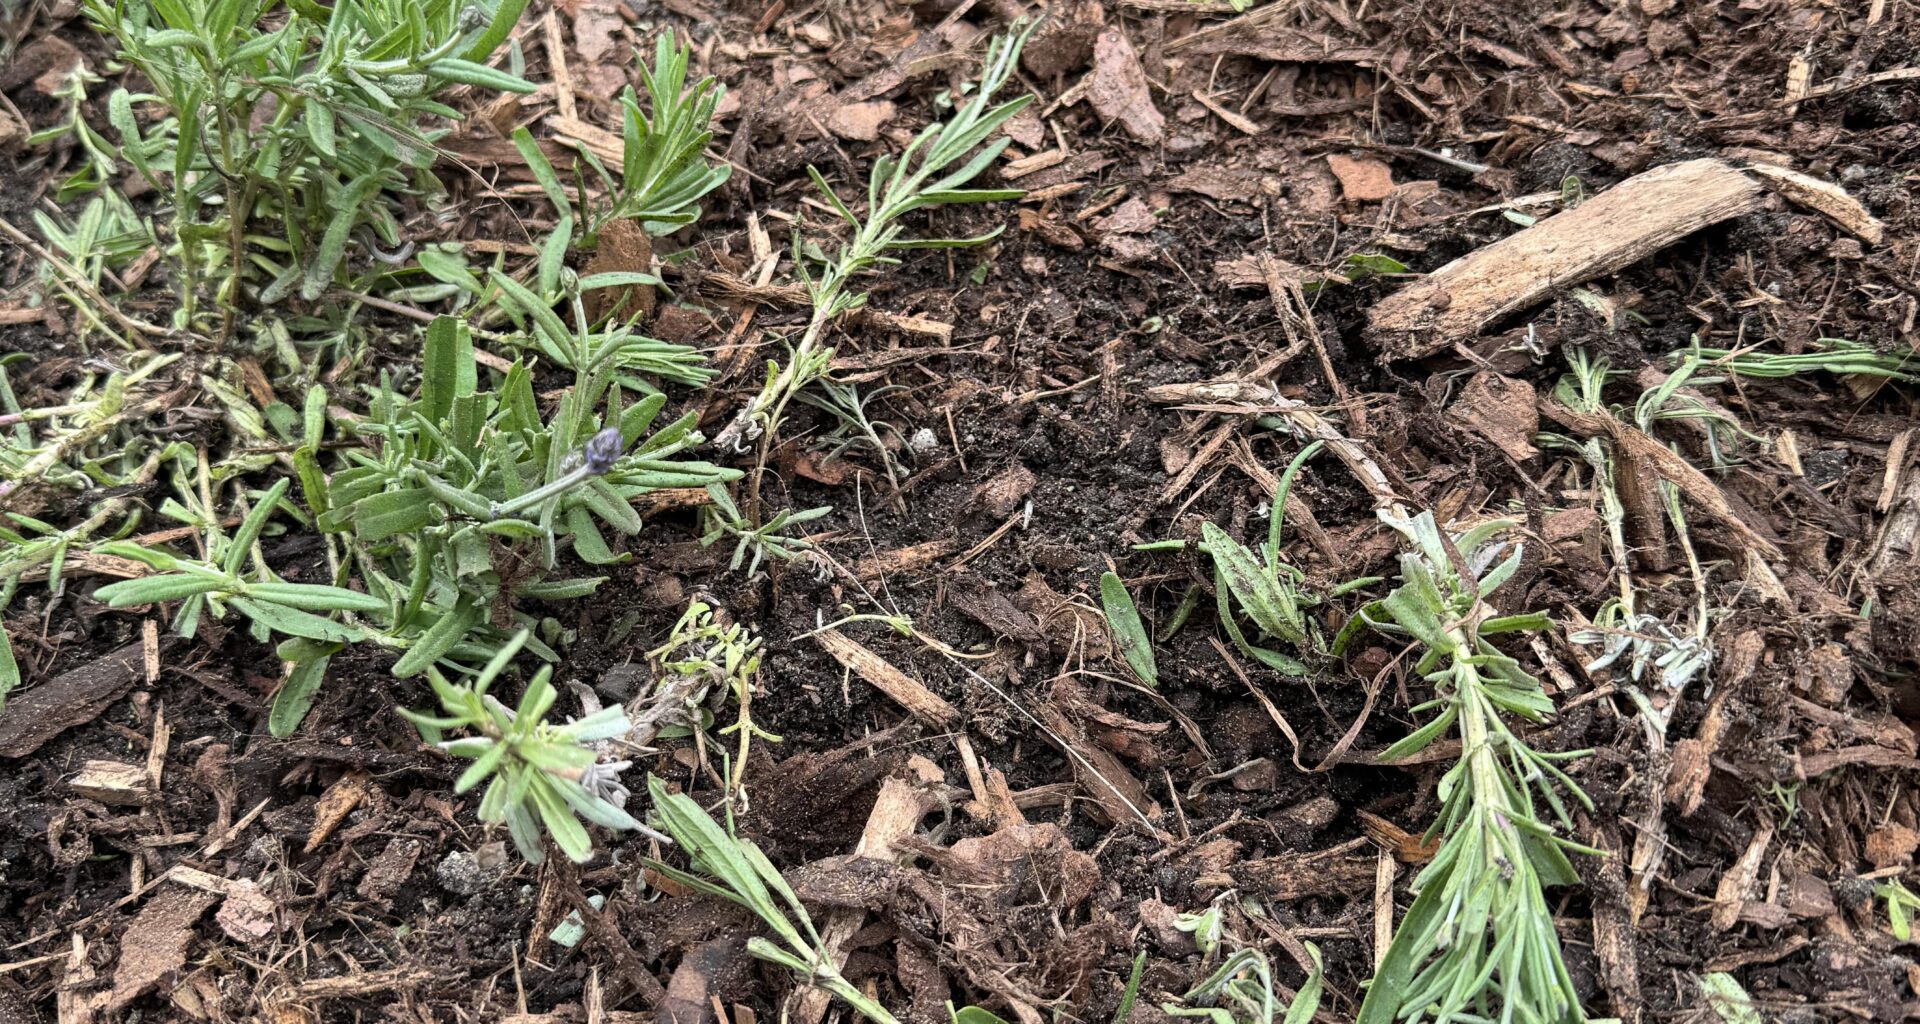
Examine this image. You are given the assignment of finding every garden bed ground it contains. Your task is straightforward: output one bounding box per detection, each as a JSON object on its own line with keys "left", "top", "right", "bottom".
{"left": 3, "top": 0, "right": 1919, "bottom": 1022}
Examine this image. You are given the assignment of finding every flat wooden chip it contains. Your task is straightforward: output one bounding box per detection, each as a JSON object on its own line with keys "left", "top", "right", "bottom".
{"left": 1368, "top": 158, "right": 1765, "bottom": 360}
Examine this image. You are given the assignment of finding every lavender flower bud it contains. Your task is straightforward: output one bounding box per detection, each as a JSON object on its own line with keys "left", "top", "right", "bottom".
{"left": 582, "top": 428, "right": 624, "bottom": 475}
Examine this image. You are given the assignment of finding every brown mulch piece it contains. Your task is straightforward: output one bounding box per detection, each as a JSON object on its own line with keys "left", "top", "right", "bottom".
{"left": 0, "top": 642, "right": 146, "bottom": 757}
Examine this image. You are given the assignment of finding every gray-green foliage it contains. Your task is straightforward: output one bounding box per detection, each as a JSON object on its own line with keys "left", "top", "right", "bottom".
{"left": 583, "top": 34, "right": 731, "bottom": 239}
{"left": 698, "top": 484, "right": 830, "bottom": 575}
{"left": 1350, "top": 510, "right": 1595, "bottom": 1024}
{"left": 50, "top": 17, "right": 750, "bottom": 866}
{"left": 1678, "top": 336, "right": 1918, "bottom": 384}
{"left": 1164, "top": 945, "right": 1323, "bottom": 1024}
{"left": 26, "top": 60, "right": 127, "bottom": 202}
{"left": 713, "top": 20, "right": 1038, "bottom": 450}
{"left": 507, "top": 33, "right": 730, "bottom": 250}
{"left": 400, "top": 629, "right": 652, "bottom": 863}
{"left": 647, "top": 777, "right": 903, "bottom": 1024}
{"left": 648, "top": 599, "right": 777, "bottom": 795}
{"left": 85, "top": 0, "right": 533, "bottom": 325}
{"left": 1139, "top": 441, "right": 1375, "bottom": 675}
{"left": 0, "top": 627, "right": 15, "bottom": 709}
{"left": 96, "top": 311, "right": 737, "bottom": 737}
{"left": 1879, "top": 879, "right": 1920, "bottom": 941}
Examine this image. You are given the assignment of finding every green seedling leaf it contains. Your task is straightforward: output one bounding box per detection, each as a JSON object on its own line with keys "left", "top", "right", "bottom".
{"left": 1880, "top": 880, "right": 1920, "bottom": 942}
{"left": 530, "top": 775, "right": 594, "bottom": 863}
{"left": 538, "top": 213, "right": 572, "bottom": 295}
{"left": 245, "top": 582, "right": 387, "bottom": 614}
{"left": 269, "top": 651, "right": 336, "bottom": 737}
{"left": 430, "top": 58, "right": 535, "bottom": 93}
{"left": 1285, "top": 944, "right": 1324, "bottom": 1024}
{"left": 1099, "top": 572, "right": 1157, "bottom": 687}
{"left": 1698, "top": 973, "right": 1762, "bottom": 1024}
{"left": 512, "top": 126, "right": 571, "bottom": 214}
{"left": 888, "top": 225, "right": 1007, "bottom": 250}
{"left": 1357, "top": 858, "right": 1451, "bottom": 1024}
{"left": 0, "top": 627, "right": 17, "bottom": 709}
{"left": 951, "top": 1008, "right": 1014, "bottom": 1024}
{"left": 302, "top": 171, "right": 384, "bottom": 301}
{"left": 465, "top": 0, "right": 532, "bottom": 60}
{"left": 229, "top": 596, "right": 364, "bottom": 643}
{"left": 421, "top": 315, "right": 476, "bottom": 425}
{"left": 352, "top": 488, "right": 439, "bottom": 541}
{"left": 1342, "top": 252, "right": 1409, "bottom": 279}
{"left": 306, "top": 98, "right": 338, "bottom": 159}
{"left": 96, "top": 573, "right": 231, "bottom": 606}
{"left": 392, "top": 599, "right": 481, "bottom": 677}
{"left": 1201, "top": 522, "right": 1300, "bottom": 643}
{"left": 915, "top": 188, "right": 1025, "bottom": 205}
{"left": 223, "top": 478, "right": 291, "bottom": 575}
{"left": 1112, "top": 950, "right": 1148, "bottom": 1024}
{"left": 578, "top": 271, "right": 663, "bottom": 291}
{"left": 565, "top": 506, "right": 626, "bottom": 565}
{"left": 806, "top": 166, "right": 859, "bottom": 227}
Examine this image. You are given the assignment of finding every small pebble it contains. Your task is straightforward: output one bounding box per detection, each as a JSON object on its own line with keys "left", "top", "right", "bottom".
{"left": 435, "top": 850, "right": 493, "bottom": 896}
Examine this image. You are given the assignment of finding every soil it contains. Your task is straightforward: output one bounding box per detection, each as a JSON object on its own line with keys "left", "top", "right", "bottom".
{"left": 3, "top": 1, "right": 1920, "bottom": 1023}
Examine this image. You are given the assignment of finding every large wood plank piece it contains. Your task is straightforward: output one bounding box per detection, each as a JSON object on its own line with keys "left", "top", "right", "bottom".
{"left": 1368, "top": 158, "right": 1765, "bottom": 360}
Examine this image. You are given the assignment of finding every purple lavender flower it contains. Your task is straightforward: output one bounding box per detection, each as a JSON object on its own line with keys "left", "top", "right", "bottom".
{"left": 582, "top": 427, "right": 624, "bottom": 475}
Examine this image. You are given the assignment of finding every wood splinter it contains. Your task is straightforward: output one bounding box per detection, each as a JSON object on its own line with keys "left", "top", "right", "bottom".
{"left": 1367, "top": 158, "right": 1766, "bottom": 360}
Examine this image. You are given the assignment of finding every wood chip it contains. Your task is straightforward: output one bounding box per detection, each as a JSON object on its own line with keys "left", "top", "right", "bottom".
{"left": 1879, "top": 429, "right": 1914, "bottom": 514}
{"left": 0, "top": 641, "right": 144, "bottom": 757}
{"left": 1447, "top": 370, "right": 1539, "bottom": 460}
{"left": 1368, "top": 159, "right": 1765, "bottom": 359}
{"left": 825, "top": 100, "right": 895, "bottom": 141}
{"left": 1711, "top": 824, "right": 1773, "bottom": 931}
{"left": 1747, "top": 163, "right": 1887, "bottom": 245}
{"left": 853, "top": 538, "right": 959, "bottom": 579}
{"left": 305, "top": 770, "right": 372, "bottom": 853}
{"left": 1588, "top": 824, "right": 1644, "bottom": 1018}
{"left": 1086, "top": 27, "right": 1163, "bottom": 143}
{"left": 1035, "top": 701, "right": 1157, "bottom": 825}
{"left": 541, "top": 11, "right": 578, "bottom": 122}
{"left": 1003, "top": 149, "right": 1067, "bottom": 179}
{"left": 795, "top": 760, "right": 944, "bottom": 1024}
{"left": 545, "top": 113, "right": 623, "bottom": 166}
{"left": 813, "top": 630, "right": 960, "bottom": 727}
{"left": 105, "top": 885, "right": 219, "bottom": 1011}
{"left": 1192, "top": 90, "right": 1262, "bottom": 135}
{"left": 1539, "top": 401, "right": 1783, "bottom": 561}
{"left": 70, "top": 760, "right": 151, "bottom": 806}
{"left": 1668, "top": 630, "right": 1762, "bottom": 816}
{"left": 1372, "top": 850, "right": 1396, "bottom": 969}
{"left": 141, "top": 620, "right": 160, "bottom": 683}
{"left": 298, "top": 967, "right": 454, "bottom": 999}
{"left": 1328, "top": 154, "right": 1395, "bottom": 201}
{"left": 213, "top": 878, "right": 279, "bottom": 943}
{"left": 1201, "top": 846, "right": 1375, "bottom": 899}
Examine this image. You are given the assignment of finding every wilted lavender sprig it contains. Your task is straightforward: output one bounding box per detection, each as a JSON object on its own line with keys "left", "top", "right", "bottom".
{"left": 491, "top": 428, "right": 625, "bottom": 518}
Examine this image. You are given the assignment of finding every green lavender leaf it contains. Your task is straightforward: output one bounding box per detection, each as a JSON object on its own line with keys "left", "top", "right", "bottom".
{"left": 1100, "top": 572, "right": 1157, "bottom": 687}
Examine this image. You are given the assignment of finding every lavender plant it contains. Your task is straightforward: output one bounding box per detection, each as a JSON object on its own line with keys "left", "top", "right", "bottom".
{"left": 1350, "top": 510, "right": 1596, "bottom": 1024}
{"left": 713, "top": 20, "right": 1038, "bottom": 451}
{"left": 400, "top": 629, "right": 660, "bottom": 863}
{"left": 84, "top": 0, "right": 534, "bottom": 328}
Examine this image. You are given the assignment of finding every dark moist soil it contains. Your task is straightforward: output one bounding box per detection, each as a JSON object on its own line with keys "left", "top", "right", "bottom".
{"left": 5, "top": 0, "right": 1920, "bottom": 1022}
